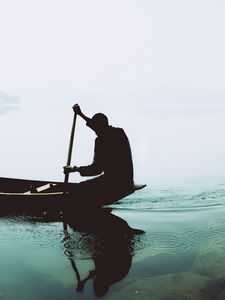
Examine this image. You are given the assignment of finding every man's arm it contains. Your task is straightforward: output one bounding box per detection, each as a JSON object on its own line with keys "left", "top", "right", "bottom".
{"left": 73, "top": 104, "right": 91, "bottom": 123}
{"left": 64, "top": 164, "right": 102, "bottom": 176}
{"left": 64, "top": 138, "right": 103, "bottom": 177}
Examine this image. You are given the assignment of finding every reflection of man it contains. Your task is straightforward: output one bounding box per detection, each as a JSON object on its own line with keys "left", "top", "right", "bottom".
{"left": 65, "top": 208, "right": 144, "bottom": 297}
{"left": 64, "top": 104, "right": 134, "bottom": 205}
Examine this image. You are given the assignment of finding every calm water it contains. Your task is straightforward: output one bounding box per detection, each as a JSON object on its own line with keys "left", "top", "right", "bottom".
{"left": 1, "top": 187, "right": 225, "bottom": 299}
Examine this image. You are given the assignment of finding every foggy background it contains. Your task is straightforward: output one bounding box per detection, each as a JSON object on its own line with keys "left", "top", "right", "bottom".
{"left": 0, "top": 0, "right": 225, "bottom": 189}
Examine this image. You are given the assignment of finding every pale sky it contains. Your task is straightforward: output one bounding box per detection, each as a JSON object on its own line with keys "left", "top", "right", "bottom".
{"left": 0, "top": 0, "right": 225, "bottom": 188}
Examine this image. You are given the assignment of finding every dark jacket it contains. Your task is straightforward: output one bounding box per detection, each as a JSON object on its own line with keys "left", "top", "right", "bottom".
{"left": 79, "top": 127, "right": 133, "bottom": 184}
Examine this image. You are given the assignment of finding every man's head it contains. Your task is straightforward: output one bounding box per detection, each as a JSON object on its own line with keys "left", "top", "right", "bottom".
{"left": 87, "top": 113, "right": 109, "bottom": 136}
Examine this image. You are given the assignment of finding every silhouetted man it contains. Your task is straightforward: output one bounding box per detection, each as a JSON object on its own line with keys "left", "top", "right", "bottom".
{"left": 64, "top": 104, "right": 134, "bottom": 205}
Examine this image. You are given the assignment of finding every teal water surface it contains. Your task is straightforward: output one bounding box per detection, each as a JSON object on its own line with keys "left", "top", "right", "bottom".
{"left": 1, "top": 188, "right": 225, "bottom": 299}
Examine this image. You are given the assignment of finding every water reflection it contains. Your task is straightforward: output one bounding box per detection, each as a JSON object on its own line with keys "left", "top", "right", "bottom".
{"left": 63, "top": 208, "right": 144, "bottom": 297}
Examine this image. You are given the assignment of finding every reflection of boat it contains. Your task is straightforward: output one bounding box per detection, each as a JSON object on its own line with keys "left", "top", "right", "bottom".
{"left": 63, "top": 207, "right": 145, "bottom": 297}
{"left": 0, "top": 176, "right": 146, "bottom": 212}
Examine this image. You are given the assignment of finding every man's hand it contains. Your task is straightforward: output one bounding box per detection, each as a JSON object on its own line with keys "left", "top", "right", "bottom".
{"left": 73, "top": 103, "right": 91, "bottom": 123}
{"left": 73, "top": 104, "right": 82, "bottom": 115}
{"left": 63, "top": 165, "right": 73, "bottom": 174}
{"left": 63, "top": 165, "right": 80, "bottom": 174}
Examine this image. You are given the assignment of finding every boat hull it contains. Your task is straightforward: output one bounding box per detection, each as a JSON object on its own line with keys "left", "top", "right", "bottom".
{"left": 0, "top": 176, "right": 146, "bottom": 214}
{"left": 0, "top": 176, "right": 64, "bottom": 193}
{"left": 0, "top": 177, "right": 74, "bottom": 213}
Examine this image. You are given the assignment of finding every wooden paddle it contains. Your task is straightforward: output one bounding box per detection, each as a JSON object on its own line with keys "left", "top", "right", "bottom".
{"left": 64, "top": 104, "right": 78, "bottom": 184}
{"left": 63, "top": 104, "right": 78, "bottom": 230}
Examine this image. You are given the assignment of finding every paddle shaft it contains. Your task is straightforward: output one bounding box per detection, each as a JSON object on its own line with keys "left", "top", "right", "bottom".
{"left": 63, "top": 107, "right": 77, "bottom": 231}
{"left": 64, "top": 109, "right": 77, "bottom": 184}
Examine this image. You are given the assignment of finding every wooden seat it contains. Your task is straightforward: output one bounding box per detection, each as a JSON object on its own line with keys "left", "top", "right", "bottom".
{"left": 24, "top": 183, "right": 57, "bottom": 194}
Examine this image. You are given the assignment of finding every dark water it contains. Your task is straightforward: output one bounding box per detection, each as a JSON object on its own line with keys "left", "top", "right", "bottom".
{"left": 1, "top": 187, "right": 225, "bottom": 300}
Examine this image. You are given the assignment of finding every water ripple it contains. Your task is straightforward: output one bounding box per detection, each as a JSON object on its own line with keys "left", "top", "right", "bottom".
{"left": 0, "top": 216, "right": 64, "bottom": 248}
{"left": 184, "top": 230, "right": 206, "bottom": 245}
{"left": 112, "top": 186, "right": 225, "bottom": 210}
{"left": 136, "top": 231, "right": 192, "bottom": 256}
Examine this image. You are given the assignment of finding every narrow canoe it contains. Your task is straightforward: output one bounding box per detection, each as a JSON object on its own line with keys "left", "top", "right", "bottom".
{"left": 0, "top": 176, "right": 146, "bottom": 213}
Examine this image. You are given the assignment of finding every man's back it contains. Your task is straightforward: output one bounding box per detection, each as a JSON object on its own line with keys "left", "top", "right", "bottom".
{"left": 79, "top": 126, "right": 133, "bottom": 185}
{"left": 95, "top": 126, "right": 133, "bottom": 183}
